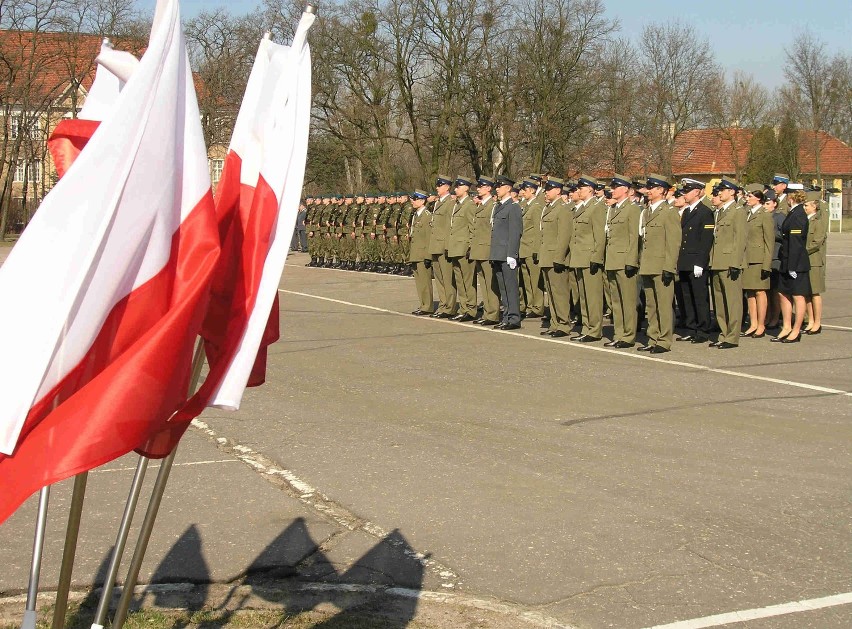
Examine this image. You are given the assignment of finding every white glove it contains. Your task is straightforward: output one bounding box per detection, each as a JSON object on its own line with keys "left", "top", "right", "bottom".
{"left": 507, "top": 257, "right": 517, "bottom": 270}
{"left": 693, "top": 265, "right": 703, "bottom": 278}
{"left": 789, "top": 271, "right": 797, "bottom": 279}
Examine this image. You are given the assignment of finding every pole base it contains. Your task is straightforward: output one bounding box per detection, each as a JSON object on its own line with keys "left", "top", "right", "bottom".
{"left": 21, "top": 610, "right": 38, "bottom": 629}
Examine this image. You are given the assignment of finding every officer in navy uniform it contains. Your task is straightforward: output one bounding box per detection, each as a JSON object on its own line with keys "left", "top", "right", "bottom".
{"left": 675, "top": 178, "right": 716, "bottom": 343}
{"left": 489, "top": 175, "right": 524, "bottom": 330}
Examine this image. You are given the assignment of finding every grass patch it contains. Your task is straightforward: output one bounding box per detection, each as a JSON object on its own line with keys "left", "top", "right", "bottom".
{"left": 1, "top": 601, "right": 429, "bottom": 629}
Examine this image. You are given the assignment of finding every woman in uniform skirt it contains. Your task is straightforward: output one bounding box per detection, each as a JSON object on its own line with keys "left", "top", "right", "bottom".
{"left": 804, "top": 195, "right": 827, "bottom": 335}
{"left": 772, "top": 189, "right": 810, "bottom": 343}
{"left": 741, "top": 185, "right": 774, "bottom": 338}
{"left": 763, "top": 191, "right": 785, "bottom": 329}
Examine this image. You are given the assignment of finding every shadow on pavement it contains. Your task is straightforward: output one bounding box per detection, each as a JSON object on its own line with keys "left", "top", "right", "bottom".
{"left": 118, "top": 517, "right": 425, "bottom": 628}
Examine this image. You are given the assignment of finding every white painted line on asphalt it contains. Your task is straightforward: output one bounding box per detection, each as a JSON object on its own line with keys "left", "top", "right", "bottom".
{"left": 826, "top": 254, "right": 852, "bottom": 257}
{"left": 824, "top": 323, "right": 852, "bottom": 331}
{"left": 94, "top": 459, "right": 239, "bottom": 474}
{"left": 280, "top": 289, "right": 852, "bottom": 399}
{"left": 643, "top": 591, "right": 852, "bottom": 629}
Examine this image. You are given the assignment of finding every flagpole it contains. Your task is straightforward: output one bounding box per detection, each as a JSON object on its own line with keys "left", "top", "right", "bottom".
{"left": 89, "top": 457, "right": 149, "bottom": 629}
{"left": 50, "top": 472, "right": 89, "bottom": 629}
{"left": 20, "top": 487, "right": 50, "bottom": 629}
{"left": 111, "top": 340, "right": 207, "bottom": 629}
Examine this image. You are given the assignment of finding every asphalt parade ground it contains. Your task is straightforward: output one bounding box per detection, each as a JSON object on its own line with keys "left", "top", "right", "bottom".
{"left": 1, "top": 236, "right": 850, "bottom": 628}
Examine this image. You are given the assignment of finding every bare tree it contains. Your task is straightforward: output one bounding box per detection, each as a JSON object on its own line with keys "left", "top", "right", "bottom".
{"left": 707, "top": 71, "right": 770, "bottom": 180}
{"left": 783, "top": 30, "right": 849, "bottom": 184}
{"left": 637, "top": 21, "right": 721, "bottom": 176}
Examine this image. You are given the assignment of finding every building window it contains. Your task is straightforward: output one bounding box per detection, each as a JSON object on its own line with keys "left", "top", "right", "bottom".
{"left": 210, "top": 159, "right": 224, "bottom": 185}
{"left": 13, "top": 160, "right": 41, "bottom": 183}
{"left": 10, "top": 115, "right": 20, "bottom": 139}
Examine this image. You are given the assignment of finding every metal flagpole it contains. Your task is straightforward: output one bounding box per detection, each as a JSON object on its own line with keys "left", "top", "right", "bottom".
{"left": 89, "top": 457, "right": 149, "bottom": 629}
{"left": 51, "top": 472, "right": 89, "bottom": 629}
{"left": 111, "top": 341, "right": 207, "bottom": 629}
{"left": 20, "top": 487, "right": 51, "bottom": 629}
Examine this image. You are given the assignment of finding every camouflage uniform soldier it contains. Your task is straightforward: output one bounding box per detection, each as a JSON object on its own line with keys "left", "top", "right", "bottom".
{"left": 397, "top": 196, "right": 414, "bottom": 276}
{"left": 318, "top": 197, "right": 333, "bottom": 266}
{"left": 341, "top": 195, "right": 358, "bottom": 270}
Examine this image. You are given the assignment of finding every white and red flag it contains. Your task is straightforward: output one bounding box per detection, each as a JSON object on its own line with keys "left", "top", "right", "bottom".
{"left": 143, "top": 11, "right": 315, "bottom": 456}
{"left": 0, "top": 0, "right": 219, "bottom": 524}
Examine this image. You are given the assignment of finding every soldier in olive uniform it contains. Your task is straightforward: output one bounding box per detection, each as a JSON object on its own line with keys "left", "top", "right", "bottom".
{"left": 408, "top": 189, "right": 435, "bottom": 315}
{"left": 445, "top": 176, "right": 477, "bottom": 320}
{"left": 637, "top": 174, "right": 681, "bottom": 353}
{"left": 603, "top": 175, "right": 641, "bottom": 347}
{"left": 709, "top": 177, "right": 748, "bottom": 348}
{"left": 538, "top": 178, "right": 573, "bottom": 337}
{"left": 569, "top": 175, "right": 607, "bottom": 342}
{"left": 429, "top": 175, "right": 457, "bottom": 317}
{"left": 471, "top": 176, "right": 501, "bottom": 325}
{"left": 518, "top": 178, "right": 545, "bottom": 318}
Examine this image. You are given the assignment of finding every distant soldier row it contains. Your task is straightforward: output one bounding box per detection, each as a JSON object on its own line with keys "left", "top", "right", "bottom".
{"left": 304, "top": 171, "right": 829, "bottom": 350}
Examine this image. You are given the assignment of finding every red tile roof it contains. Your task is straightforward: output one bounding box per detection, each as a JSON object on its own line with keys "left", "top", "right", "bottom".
{"left": 586, "top": 127, "right": 852, "bottom": 179}
{"left": 0, "top": 30, "right": 144, "bottom": 104}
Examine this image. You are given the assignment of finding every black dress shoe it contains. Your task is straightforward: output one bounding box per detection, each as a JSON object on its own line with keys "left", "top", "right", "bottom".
{"left": 708, "top": 341, "right": 721, "bottom": 347}
{"left": 740, "top": 330, "right": 756, "bottom": 338}
{"left": 691, "top": 336, "right": 708, "bottom": 344}
{"left": 549, "top": 330, "right": 568, "bottom": 338}
{"left": 752, "top": 332, "right": 766, "bottom": 338}
{"left": 540, "top": 329, "right": 552, "bottom": 335}
{"left": 574, "top": 335, "right": 601, "bottom": 343}
{"left": 636, "top": 345, "right": 653, "bottom": 352}
{"left": 435, "top": 312, "right": 454, "bottom": 319}
{"left": 604, "top": 340, "right": 618, "bottom": 347}
{"left": 479, "top": 319, "right": 499, "bottom": 326}
{"left": 456, "top": 314, "right": 475, "bottom": 322}
{"left": 770, "top": 332, "right": 790, "bottom": 342}
{"left": 804, "top": 327, "right": 821, "bottom": 335}
{"left": 614, "top": 341, "right": 634, "bottom": 348}
{"left": 676, "top": 335, "right": 694, "bottom": 342}
{"left": 649, "top": 345, "right": 670, "bottom": 354}
{"left": 717, "top": 342, "right": 738, "bottom": 349}
{"left": 781, "top": 334, "right": 801, "bottom": 343}
{"left": 412, "top": 310, "right": 433, "bottom": 316}
{"left": 500, "top": 323, "right": 521, "bottom": 330}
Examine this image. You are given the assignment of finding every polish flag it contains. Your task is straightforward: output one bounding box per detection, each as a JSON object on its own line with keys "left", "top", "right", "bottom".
{"left": 48, "top": 40, "right": 139, "bottom": 179}
{"left": 0, "top": 0, "right": 219, "bottom": 524}
{"left": 141, "top": 11, "right": 315, "bottom": 456}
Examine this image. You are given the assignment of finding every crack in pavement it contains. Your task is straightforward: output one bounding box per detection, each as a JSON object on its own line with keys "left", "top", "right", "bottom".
{"left": 189, "top": 418, "right": 463, "bottom": 591}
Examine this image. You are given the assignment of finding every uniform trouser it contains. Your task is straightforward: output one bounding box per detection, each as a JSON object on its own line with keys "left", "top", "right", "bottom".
{"left": 712, "top": 270, "right": 742, "bottom": 345}
{"left": 356, "top": 235, "right": 366, "bottom": 262}
{"left": 606, "top": 269, "right": 638, "bottom": 343}
{"left": 432, "top": 252, "right": 456, "bottom": 314}
{"left": 308, "top": 233, "right": 318, "bottom": 257}
{"left": 574, "top": 266, "right": 604, "bottom": 338}
{"left": 568, "top": 269, "right": 580, "bottom": 320}
{"left": 412, "top": 261, "right": 434, "bottom": 313}
{"left": 451, "top": 256, "right": 477, "bottom": 316}
{"left": 475, "top": 259, "right": 500, "bottom": 321}
{"left": 542, "top": 267, "right": 572, "bottom": 333}
{"left": 678, "top": 271, "right": 712, "bottom": 338}
{"left": 299, "top": 229, "right": 308, "bottom": 251}
{"left": 493, "top": 261, "right": 521, "bottom": 325}
{"left": 519, "top": 257, "right": 544, "bottom": 315}
{"left": 642, "top": 274, "right": 675, "bottom": 349}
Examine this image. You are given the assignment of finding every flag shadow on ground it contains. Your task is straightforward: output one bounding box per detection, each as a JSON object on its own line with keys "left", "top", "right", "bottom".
{"left": 129, "top": 517, "right": 424, "bottom": 628}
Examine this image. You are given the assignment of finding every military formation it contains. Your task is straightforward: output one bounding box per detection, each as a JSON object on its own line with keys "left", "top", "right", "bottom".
{"left": 303, "top": 171, "right": 830, "bottom": 351}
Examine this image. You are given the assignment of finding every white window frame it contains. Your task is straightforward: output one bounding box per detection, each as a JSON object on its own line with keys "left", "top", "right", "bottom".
{"left": 210, "top": 158, "right": 224, "bottom": 185}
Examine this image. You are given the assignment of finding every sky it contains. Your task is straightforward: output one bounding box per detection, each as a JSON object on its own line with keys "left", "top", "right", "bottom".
{"left": 138, "top": 0, "right": 852, "bottom": 89}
